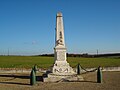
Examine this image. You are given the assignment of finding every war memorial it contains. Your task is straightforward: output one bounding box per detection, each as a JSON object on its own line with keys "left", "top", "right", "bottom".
{"left": 0, "top": 12, "right": 120, "bottom": 90}
{"left": 43, "top": 12, "right": 83, "bottom": 82}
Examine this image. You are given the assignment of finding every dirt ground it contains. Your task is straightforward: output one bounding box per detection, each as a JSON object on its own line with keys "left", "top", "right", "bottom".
{"left": 0, "top": 71, "right": 120, "bottom": 90}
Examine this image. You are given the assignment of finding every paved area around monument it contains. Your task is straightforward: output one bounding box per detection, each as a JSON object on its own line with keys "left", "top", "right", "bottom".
{"left": 0, "top": 71, "right": 120, "bottom": 90}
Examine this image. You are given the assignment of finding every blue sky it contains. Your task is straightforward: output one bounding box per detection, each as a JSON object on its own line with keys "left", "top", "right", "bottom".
{"left": 0, "top": 0, "right": 120, "bottom": 55}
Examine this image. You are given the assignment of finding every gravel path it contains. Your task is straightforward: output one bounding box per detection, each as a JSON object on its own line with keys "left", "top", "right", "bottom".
{"left": 0, "top": 71, "right": 120, "bottom": 90}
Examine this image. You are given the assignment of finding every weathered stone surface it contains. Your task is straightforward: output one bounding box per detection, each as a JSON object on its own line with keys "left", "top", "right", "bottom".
{"left": 43, "top": 12, "right": 83, "bottom": 82}
{"left": 44, "top": 74, "right": 83, "bottom": 82}
{"left": 52, "top": 12, "right": 75, "bottom": 75}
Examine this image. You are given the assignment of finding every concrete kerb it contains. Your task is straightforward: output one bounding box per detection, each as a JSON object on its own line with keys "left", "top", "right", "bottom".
{"left": 0, "top": 67, "right": 120, "bottom": 74}
{"left": 0, "top": 68, "right": 46, "bottom": 73}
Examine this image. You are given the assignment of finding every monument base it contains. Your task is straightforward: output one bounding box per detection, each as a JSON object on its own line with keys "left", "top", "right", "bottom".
{"left": 43, "top": 71, "right": 84, "bottom": 82}
{"left": 43, "top": 60, "right": 84, "bottom": 82}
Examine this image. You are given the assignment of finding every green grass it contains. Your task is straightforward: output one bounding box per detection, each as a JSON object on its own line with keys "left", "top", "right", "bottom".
{"left": 0, "top": 56, "right": 53, "bottom": 68}
{"left": 68, "top": 57, "right": 120, "bottom": 68}
{"left": 0, "top": 56, "right": 120, "bottom": 68}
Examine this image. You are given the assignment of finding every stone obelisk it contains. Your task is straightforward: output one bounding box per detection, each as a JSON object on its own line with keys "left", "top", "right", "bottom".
{"left": 43, "top": 12, "right": 83, "bottom": 82}
{"left": 52, "top": 12, "right": 75, "bottom": 75}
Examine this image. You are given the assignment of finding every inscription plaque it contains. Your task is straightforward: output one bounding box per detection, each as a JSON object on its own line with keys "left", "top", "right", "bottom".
{"left": 57, "top": 51, "right": 65, "bottom": 61}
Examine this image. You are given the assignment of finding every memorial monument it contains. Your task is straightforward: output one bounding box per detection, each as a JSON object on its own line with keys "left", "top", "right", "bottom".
{"left": 43, "top": 12, "right": 83, "bottom": 82}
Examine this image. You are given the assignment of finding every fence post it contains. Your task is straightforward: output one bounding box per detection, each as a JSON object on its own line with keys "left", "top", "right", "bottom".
{"left": 77, "top": 63, "right": 81, "bottom": 75}
{"left": 30, "top": 68, "right": 36, "bottom": 85}
{"left": 97, "top": 66, "right": 102, "bottom": 83}
{"left": 33, "top": 64, "right": 37, "bottom": 74}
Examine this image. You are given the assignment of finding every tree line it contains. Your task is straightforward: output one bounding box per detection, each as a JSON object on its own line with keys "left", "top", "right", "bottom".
{"left": 39, "top": 53, "right": 120, "bottom": 58}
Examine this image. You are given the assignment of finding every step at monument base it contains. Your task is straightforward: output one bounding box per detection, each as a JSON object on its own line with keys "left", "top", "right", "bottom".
{"left": 43, "top": 73, "right": 84, "bottom": 82}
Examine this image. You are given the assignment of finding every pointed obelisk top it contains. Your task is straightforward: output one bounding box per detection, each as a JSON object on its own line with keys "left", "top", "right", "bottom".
{"left": 55, "top": 12, "right": 65, "bottom": 47}
{"left": 57, "top": 12, "right": 63, "bottom": 17}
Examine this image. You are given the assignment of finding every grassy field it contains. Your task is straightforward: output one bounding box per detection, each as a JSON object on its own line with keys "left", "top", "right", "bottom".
{"left": 0, "top": 56, "right": 120, "bottom": 68}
